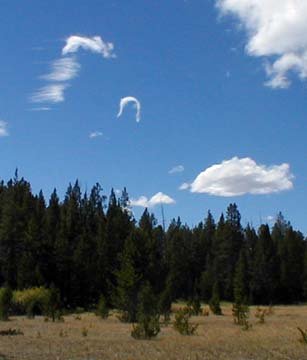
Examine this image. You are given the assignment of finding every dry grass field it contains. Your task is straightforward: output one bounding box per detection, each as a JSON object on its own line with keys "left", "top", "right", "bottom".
{"left": 1, "top": 304, "right": 307, "bottom": 360}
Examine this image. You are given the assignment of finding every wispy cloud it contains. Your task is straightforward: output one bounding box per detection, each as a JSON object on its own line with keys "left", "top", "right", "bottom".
{"left": 89, "top": 131, "right": 103, "bottom": 139}
{"left": 41, "top": 57, "right": 80, "bottom": 82}
{"left": 266, "top": 215, "right": 275, "bottom": 223}
{"left": 29, "top": 107, "right": 51, "bottom": 111}
{"left": 179, "top": 182, "right": 190, "bottom": 190}
{"left": 216, "top": 0, "right": 307, "bottom": 88}
{"left": 181, "top": 157, "right": 294, "bottom": 196}
{"left": 130, "top": 192, "right": 175, "bottom": 208}
{"left": 169, "top": 165, "right": 184, "bottom": 174}
{"left": 62, "top": 35, "right": 116, "bottom": 58}
{"left": 0, "top": 120, "right": 9, "bottom": 137}
{"left": 117, "top": 96, "right": 141, "bottom": 122}
{"left": 30, "top": 34, "right": 116, "bottom": 107}
{"left": 30, "top": 84, "right": 68, "bottom": 103}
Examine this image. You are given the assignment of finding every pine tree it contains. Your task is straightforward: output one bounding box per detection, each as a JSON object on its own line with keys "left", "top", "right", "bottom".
{"left": 116, "top": 231, "right": 142, "bottom": 322}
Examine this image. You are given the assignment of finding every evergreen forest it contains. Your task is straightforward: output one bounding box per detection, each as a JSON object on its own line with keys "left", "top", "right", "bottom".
{"left": 0, "top": 172, "right": 306, "bottom": 313}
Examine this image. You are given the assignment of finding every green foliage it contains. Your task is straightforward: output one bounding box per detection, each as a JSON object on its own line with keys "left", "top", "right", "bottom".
{"left": 0, "top": 288, "right": 12, "bottom": 321}
{"left": 131, "top": 315, "right": 160, "bottom": 340}
{"left": 96, "top": 295, "right": 109, "bottom": 319}
{"left": 209, "top": 283, "right": 222, "bottom": 315}
{"left": 187, "top": 297, "right": 202, "bottom": 316}
{"left": 173, "top": 308, "right": 198, "bottom": 335}
{"left": 158, "top": 286, "right": 172, "bottom": 322}
{"left": 115, "top": 233, "right": 142, "bottom": 323}
{"left": 131, "top": 283, "right": 161, "bottom": 340}
{"left": 44, "top": 285, "right": 61, "bottom": 322}
{"left": 232, "top": 302, "right": 249, "bottom": 326}
{"left": 13, "top": 287, "right": 50, "bottom": 318}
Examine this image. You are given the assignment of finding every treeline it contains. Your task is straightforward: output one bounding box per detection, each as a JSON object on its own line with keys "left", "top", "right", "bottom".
{"left": 0, "top": 172, "right": 306, "bottom": 311}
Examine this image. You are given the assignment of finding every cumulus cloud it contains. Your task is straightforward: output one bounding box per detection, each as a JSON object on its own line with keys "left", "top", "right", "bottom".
{"left": 41, "top": 57, "right": 80, "bottom": 82}
{"left": 89, "top": 131, "right": 103, "bottom": 139}
{"left": 30, "top": 84, "right": 68, "bottom": 103}
{"left": 181, "top": 157, "right": 293, "bottom": 196}
{"left": 117, "top": 96, "right": 141, "bottom": 122}
{"left": 0, "top": 121, "right": 9, "bottom": 137}
{"left": 62, "top": 35, "right": 115, "bottom": 58}
{"left": 216, "top": 0, "right": 307, "bottom": 88}
{"left": 130, "top": 192, "right": 175, "bottom": 208}
{"left": 169, "top": 165, "right": 185, "bottom": 174}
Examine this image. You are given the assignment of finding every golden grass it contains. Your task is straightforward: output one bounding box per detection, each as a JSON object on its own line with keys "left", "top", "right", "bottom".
{"left": 0, "top": 305, "right": 307, "bottom": 360}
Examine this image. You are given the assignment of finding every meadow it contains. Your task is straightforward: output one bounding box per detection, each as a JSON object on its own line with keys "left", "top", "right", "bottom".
{"left": 0, "top": 304, "right": 307, "bottom": 360}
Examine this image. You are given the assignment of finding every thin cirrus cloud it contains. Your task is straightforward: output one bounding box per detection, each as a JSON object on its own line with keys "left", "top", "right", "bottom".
{"left": 89, "top": 131, "right": 103, "bottom": 139}
{"left": 216, "top": 0, "right": 307, "bottom": 88}
{"left": 117, "top": 96, "right": 141, "bottom": 122}
{"left": 62, "top": 35, "right": 116, "bottom": 58}
{"left": 30, "top": 84, "right": 68, "bottom": 103}
{"left": 0, "top": 120, "right": 9, "bottom": 137}
{"left": 180, "top": 157, "right": 294, "bottom": 196}
{"left": 41, "top": 57, "right": 81, "bottom": 82}
{"left": 30, "top": 35, "right": 115, "bottom": 108}
{"left": 169, "top": 165, "right": 185, "bottom": 174}
{"left": 130, "top": 192, "right": 175, "bottom": 208}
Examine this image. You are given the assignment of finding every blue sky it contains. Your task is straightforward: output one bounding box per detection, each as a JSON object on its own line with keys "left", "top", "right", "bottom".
{"left": 0, "top": 0, "right": 306, "bottom": 233}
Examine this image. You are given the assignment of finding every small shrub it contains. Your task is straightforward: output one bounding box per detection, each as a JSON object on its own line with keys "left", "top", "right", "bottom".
{"left": 209, "top": 283, "right": 222, "bottom": 315}
{"left": 173, "top": 308, "right": 198, "bottom": 335}
{"left": 44, "top": 286, "right": 61, "bottom": 322}
{"left": 117, "top": 311, "right": 130, "bottom": 323}
{"left": 242, "top": 319, "right": 252, "bottom": 331}
{"left": 0, "top": 288, "right": 12, "bottom": 321}
{"left": 13, "top": 287, "right": 50, "bottom": 318}
{"left": 232, "top": 302, "right": 249, "bottom": 326}
{"left": 74, "top": 315, "right": 82, "bottom": 320}
{"left": 55, "top": 311, "right": 65, "bottom": 322}
{"left": 187, "top": 297, "right": 202, "bottom": 316}
{"left": 255, "top": 307, "right": 266, "bottom": 324}
{"left": 75, "top": 307, "right": 84, "bottom": 314}
{"left": 96, "top": 295, "right": 109, "bottom": 319}
{"left": 202, "top": 308, "right": 209, "bottom": 316}
{"left": 209, "top": 297, "right": 222, "bottom": 315}
{"left": 82, "top": 327, "right": 88, "bottom": 337}
{"left": 131, "top": 283, "right": 161, "bottom": 340}
{"left": 131, "top": 315, "right": 160, "bottom": 340}
{"left": 0, "top": 328, "right": 23, "bottom": 336}
{"left": 297, "top": 327, "right": 307, "bottom": 344}
{"left": 158, "top": 287, "right": 172, "bottom": 323}
{"left": 59, "top": 329, "right": 67, "bottom": 337}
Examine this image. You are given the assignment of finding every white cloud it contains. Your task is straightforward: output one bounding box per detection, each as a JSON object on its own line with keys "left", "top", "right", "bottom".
{"left": 29, "top": 107, "right": 51, "bottom": 111}
{"left": 169, "top": 165, "right": 184, "bottom": 174}
{"left": 62, "top": 35, "right": 115, "bottom": 58}
{"left": 266, "top": 215, "right": 275, "bottom": 222}
{"left": 216, "top": 0, "right": 307, "bottom": 88}
{"left": 41, "top": 57, "right": 80, "bottom": 82}
{"left": 130, "top": 192, "right": 175, "bottom": 208}
{"left": 0, "top": 120, "right": 9, "bottom": 137}
{"left": 117, "top": 96, "right": 141, "bottom": 122}
{"left": 89, "top": 131, "right": 103, "bottom": 139}
{"left": 182, "top": 157, "right": 293, "bottom": 196}
{"left": 30, "top": 84, "right": 68, "bottom": 103}
{"left": 179, "top": 182, "right": 190, "bottom": 190}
